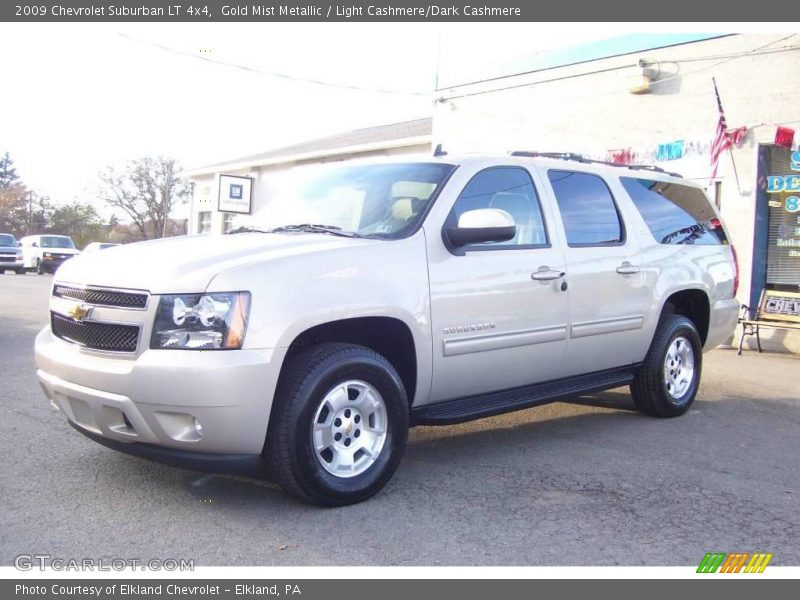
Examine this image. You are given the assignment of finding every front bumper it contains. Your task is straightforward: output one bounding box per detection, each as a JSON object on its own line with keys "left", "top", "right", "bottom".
{"left": 0, "top": 258, "right": 23, "bottom": 269}
{"left": 35, "top": 327, "right": 287, "bottom": 457}
{"left": 41, "top": 256, "right": 71, "bottom": 272}
{"left": 69, "top": 421, "right": 269, "bottom": 477}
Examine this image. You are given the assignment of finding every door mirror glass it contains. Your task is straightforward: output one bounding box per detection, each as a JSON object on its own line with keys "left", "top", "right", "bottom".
{"left": 446, "top": 208, "right": 516, "bottom": 246}
{"left": 31, "top": 242, "right": 38, "bottom": 247}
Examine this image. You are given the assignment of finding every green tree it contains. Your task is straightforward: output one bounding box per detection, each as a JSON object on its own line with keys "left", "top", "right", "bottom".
{"left": 0, "top": 186, "right": 28, "bottom": 236}
{"left": 98, "top": 156, "right": 189, "bottom": 239}
{"left": 0, "top": 152, "right": 29, "bottom": 236}
{"left": 49, "top": 200, "right": 103, "bottom": 248}
{"left": 0, "top": 152, "right": 20, "bottom": 189}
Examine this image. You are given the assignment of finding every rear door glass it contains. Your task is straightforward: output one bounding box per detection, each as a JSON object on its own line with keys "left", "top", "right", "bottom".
{"left": 547, "top": 170, "right": 624, "bottom": 246}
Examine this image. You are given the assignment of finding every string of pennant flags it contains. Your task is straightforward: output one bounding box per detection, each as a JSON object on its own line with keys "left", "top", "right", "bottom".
{"left": 580, "top": 124, "right": 795, "bottom": 169}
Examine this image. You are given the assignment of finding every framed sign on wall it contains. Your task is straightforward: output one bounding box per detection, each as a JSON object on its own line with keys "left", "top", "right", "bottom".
{"left": 218, "top": 174, "right": 253, "bottom": 214}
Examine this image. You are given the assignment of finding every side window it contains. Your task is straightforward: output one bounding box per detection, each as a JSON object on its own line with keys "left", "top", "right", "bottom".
{"left": 620, "top": 177, "right": 728, "bottom": 245}
{"left": 548, "top": 170, "right": 624, "bottom": 246}
{"left": 450, "top": 167, "right": 548, "bottom": 247}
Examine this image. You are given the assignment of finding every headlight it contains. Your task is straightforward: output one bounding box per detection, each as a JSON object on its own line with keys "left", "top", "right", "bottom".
{"left": 43, "top": 252, "right": 52, "bottom": 258}
{"left": 150, "top": 292, "right": 251, "bottom": 350}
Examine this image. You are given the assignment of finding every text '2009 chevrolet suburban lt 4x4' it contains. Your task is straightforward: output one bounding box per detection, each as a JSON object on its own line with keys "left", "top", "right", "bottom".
{"left": 34, "top": 153, "right": 740, "bottom": 506}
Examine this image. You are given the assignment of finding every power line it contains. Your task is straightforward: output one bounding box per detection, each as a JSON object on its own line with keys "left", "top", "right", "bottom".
{"left": 437, "top": 35, "right": 799, "bottom": 103}
{"left": 117, "top": 33, "right": 431, "bottom": 97}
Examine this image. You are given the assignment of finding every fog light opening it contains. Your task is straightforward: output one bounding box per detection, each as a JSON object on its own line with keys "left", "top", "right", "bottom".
{"left": 193, "top": 417, "right": 203, "bottom": 438}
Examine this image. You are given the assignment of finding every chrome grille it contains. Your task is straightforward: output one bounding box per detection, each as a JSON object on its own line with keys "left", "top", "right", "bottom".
{"left": 51, "top": 312, "right": 140, "bottom": 353}
{"left": 53, "top": 285, "right": 148, "bottom": 309}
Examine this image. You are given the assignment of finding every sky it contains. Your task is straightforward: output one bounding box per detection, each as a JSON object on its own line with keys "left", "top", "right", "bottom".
{"left": 0, "top": 22, "right": 716, "bottom": 216}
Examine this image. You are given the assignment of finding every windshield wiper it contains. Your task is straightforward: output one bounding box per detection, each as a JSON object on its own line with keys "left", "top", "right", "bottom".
{"left": 268, "top": 224, "right": 360, "bottom": 238}
{"left": 226, "top": 226, "right": 272, "bottom": 235}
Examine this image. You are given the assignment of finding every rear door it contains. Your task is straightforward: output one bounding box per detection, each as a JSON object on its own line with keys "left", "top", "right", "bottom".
{"left": 425, "top": 165, "right": 570, "bottom": 403}
{"left": 545, "top": 169, "right": 650, "bottom": 375}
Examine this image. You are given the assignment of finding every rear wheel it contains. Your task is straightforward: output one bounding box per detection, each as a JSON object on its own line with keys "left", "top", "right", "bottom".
{"left": 265, "top": 343, "right": 409, "bottom": 506}
{"left": 631, "top": 314, "right": 703, "bottom": 418}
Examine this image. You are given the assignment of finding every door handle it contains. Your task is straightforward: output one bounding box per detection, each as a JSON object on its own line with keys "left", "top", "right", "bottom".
{"left": 616, "top": 262, "right": 641, "bottom": 275}
{"left": 531, "top": 267, "right": 566, "bottom": 281}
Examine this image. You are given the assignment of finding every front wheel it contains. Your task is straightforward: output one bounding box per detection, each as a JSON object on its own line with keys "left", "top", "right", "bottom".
{"left": 631, "top": 314, "right": 703, "bottom": 418}
{"left": 265, "top": 343, "right": 409, "bottom": 506}
{"left": 36, "top": 259, "right": 44, "bottom": 275}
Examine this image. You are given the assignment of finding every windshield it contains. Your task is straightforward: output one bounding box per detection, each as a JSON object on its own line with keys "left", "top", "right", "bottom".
{"left": 41, "top": 236, "right": 76, "bottom": 249}
{"left": 248, "top": 162, "right": 455, "bottom": 238}
{"left": 0, "top": 234, "right": 16, "bottom": 247}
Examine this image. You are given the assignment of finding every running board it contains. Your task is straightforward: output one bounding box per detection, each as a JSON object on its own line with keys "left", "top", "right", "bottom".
{"left": 411, "top": 365, "right": 639, "bottom": 426}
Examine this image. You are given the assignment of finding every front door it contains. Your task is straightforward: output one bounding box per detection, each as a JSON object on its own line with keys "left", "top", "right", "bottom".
{"left": 426, "top": 166, "right": 569, "bottom": 404}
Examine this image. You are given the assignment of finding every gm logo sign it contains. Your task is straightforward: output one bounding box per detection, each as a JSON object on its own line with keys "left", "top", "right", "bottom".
{"left": 697, "top": 552, "right": 773, "bottom": 573}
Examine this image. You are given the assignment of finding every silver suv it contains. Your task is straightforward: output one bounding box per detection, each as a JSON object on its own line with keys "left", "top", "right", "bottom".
{"left": 34, "top": 153, "right": 740, "bottom": 505}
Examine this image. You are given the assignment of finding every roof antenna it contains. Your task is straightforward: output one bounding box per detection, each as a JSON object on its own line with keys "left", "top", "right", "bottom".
{"left": 433, "top": 143, "right": 447, "bottom": 157}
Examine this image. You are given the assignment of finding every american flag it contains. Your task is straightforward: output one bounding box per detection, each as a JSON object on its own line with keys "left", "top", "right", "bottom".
{"left": 710, "top": 78, "right": 746, "bottom": 179}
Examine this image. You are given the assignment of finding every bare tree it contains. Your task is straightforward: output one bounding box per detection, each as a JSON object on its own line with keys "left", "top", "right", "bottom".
{"left": 98, "top": 156, "right": 189, "bottom": 239}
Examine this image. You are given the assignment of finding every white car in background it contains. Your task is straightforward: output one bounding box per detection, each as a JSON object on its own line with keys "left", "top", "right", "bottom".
{"left": 20, "top": 234, "right": 80, "bottom": 275}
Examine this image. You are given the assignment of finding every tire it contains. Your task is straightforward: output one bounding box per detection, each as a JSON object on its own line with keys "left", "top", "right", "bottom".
{"left": 631, "top": 314, "right": 703, "bottom": 418}
{"left": 36, "top": 259, "right": 44, "bottom": 275}
{"left": 15, "top": 268, "right": 25, "bottom": 275}
{"left": 265, "top": 343, "right": 409, "bottom": 506}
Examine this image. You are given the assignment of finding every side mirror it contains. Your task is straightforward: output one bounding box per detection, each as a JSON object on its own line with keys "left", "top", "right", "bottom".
{"left": 31, "top": 242, "right": 38, "bottom": 247}
{"left": 446, "top": 208, "right": 516, "bottom": 247}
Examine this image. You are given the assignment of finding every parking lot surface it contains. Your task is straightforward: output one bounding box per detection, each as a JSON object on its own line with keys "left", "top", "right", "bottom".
{"left": 1, "top": 273, "right": 798, "bottom": 566}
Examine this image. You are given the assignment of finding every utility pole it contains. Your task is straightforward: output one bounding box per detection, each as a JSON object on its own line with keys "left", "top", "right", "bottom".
{"left": 27, "top": 190, "right": 33, "bottom": 235}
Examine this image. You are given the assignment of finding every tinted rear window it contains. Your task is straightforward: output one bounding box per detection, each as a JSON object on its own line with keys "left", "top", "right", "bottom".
{"left": 621, "top": 178, "right": 728, "bottom": 245}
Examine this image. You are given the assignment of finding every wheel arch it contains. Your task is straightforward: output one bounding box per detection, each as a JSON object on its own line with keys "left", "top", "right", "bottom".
{"left": 280, "top": 316, "right": 419, "bottom": 408}
{"left": 658, "top": 287, "right": 711, "bottom": 346}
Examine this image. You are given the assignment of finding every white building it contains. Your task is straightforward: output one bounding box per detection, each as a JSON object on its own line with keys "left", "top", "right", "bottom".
{"left": 184, "top": 118, "right": 431, "bottom": 236}
{"left": 433, "top": 33, "right": 800, "bottom": 352}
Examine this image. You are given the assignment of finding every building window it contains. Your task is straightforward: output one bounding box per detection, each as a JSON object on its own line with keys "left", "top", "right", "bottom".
{"left": 547, "top": 170, "right": 623, "bottom": 246}
{"left": 766, "top": 147, "right": 800, "bottom": 291}
{"left": 198, "top": 211, "right": 211, "bottom": 234}
{"left": 222, "top": 213, "right": 236, "bottom": 234}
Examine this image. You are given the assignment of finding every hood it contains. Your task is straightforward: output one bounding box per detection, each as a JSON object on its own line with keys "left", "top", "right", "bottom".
{"left": 54, "top": 233, "right": 379, "bottom": 293}
{"left": 0, "top": 244, "right": 21, "bottom": 252}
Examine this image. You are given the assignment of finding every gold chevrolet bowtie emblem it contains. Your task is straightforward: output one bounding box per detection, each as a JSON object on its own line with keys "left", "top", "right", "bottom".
{"left": 67, "top": 303, "right": 91, "bottom": 322}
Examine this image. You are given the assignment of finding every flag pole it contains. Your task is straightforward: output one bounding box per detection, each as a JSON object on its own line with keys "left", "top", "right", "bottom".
{"left": 713, "top": 77, "right": 743, "bottom": 195}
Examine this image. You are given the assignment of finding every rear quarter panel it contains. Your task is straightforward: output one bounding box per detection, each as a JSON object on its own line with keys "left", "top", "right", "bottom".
{"left": 606, "top": 174, "right": 738, "bottom": 355}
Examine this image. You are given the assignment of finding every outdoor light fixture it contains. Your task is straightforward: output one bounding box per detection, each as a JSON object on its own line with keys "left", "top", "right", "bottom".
{"left": 629, "top": 58, "right": 661, "bottom": 94}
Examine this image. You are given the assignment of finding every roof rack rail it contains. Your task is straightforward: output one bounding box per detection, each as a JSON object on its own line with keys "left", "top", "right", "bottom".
{"left": 508, "top": 150, "right": 683, "bottom": 178}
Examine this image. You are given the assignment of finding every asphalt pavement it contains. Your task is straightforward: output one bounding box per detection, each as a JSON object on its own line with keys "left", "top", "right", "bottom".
{"left": 1, "top": 273, "right": 798, "bottom": 566}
